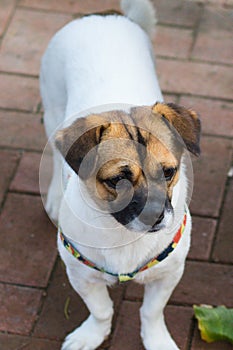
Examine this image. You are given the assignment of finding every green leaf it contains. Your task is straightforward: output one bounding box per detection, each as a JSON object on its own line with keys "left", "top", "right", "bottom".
{"left": 193, "top": 305, "right": 233, "bottom": 344}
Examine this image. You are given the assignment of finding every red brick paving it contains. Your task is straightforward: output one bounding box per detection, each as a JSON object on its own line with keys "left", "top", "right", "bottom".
{"left": 190, "top": 137, "right": 232, "bottom": 217}
{"left": 153, "top": 26, "right": 193, "bottom": 59}
{"left": 171, "top": 261, "right": 233, "bottom": 307}
{"left": 0, "top": 333, "right": 61, "bottom": 350}
{"left": 212, "top": 179, "right": 233, "bottom": 264}
{"left": 0, "top": 0, "right": 15, "bottom": 37}
{"left": 0, "top": 283, "right": 42, "bottom": 335}
{"left": 191, "top": 6, "right": 233, "bottom": 65}
{"left": 0, "top": 1, "right": 232, "bottom": 350}
{"left": 180, "top": 97, "right": 233, "bottom": 137}
{"left": 18, "top": 0, "right": 121, "bottom": 14}
{"left": 157, "top": 59, "right": 233, "bottom": 100}
{"left": 0, "top": 194, "right": 57, "bottom": 287}
{"left": 10, "top": 152, "right": 43, "bottom": 194}
{"left": 0, "top": 9, "right": 72, "bottom": 75}
{"left": 0, "top": 73, "right": 39, "bottom": 111}
{"left": 153, "top": 0, "right": 202, "bottom": 27}
{"left": 0, "top": 150, "right": 20, "bottom": 205}
{"left": 188, "top": 216, "right": 216, "bottom": 261}
{"left": 0, "top": 111, "right": 46, "bottom": 150}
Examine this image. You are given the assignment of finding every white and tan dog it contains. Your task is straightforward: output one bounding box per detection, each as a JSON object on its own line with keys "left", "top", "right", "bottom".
{"left": 40, "top": 0, "right": 201, "bottom": 349}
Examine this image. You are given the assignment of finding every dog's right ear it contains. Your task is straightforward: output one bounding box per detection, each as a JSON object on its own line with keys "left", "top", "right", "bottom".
{"left": 55, "top": 116, "right": 110, "bottom": 179}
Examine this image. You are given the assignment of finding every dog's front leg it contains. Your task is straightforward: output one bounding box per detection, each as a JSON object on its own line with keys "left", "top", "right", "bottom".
{"left": 62, "top": 269, "right": 114, "bottom": 350}
{"left": 140, "top": 267, "right": 184, "bottom": 350}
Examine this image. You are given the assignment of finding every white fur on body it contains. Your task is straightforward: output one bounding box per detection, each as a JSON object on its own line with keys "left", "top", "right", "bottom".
{"left": 40, "top": 1, "right": 191, "bottom": 349}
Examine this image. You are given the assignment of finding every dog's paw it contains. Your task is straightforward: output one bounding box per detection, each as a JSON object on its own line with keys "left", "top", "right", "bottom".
{"left": 61, "top": 315, "right": 111, "bottom": 350}
{"left": 141, "top": 325, "right": 179, "bottom": 350}
{"left": 142, "top": 336, "right": 179, "bottom": 350}
{"left": 143, "top": 339, "right": 179, "bottom": 350}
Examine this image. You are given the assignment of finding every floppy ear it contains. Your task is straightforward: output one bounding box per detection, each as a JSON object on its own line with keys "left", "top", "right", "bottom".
{"left": 55, "top": 115, "right": 110, "bottom": 179}
{"left": 152, "top": 102, "right": 201, "bottom": 156}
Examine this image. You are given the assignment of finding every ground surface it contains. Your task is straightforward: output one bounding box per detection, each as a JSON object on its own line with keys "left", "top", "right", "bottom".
{"left": 0, "top": 0, "right": 232, "bottom": 349}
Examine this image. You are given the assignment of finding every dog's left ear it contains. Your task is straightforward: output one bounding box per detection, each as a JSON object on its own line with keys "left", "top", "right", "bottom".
{"left": 55, "top": 115, "right": 110, "bottom": 179}
{"left": 152, "top": 102, "right": 201, "bottom": 156}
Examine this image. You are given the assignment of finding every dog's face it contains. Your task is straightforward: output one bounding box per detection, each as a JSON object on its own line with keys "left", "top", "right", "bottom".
{"left": 56, "top": 103, "right": 200, "bottom": 232}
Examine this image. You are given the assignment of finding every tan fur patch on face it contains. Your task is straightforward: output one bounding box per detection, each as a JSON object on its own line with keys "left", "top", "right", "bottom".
{"left": 91, "top": 109, "right": 181, "bottom": 204}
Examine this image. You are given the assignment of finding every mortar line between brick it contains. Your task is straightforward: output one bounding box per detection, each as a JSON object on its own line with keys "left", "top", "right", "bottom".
{"left": 187, "top": 257, "right": 233, "bottom": 266}
{"left": 161, "top": 91, "right": 233, "bottom": 104}
{"left": 0, "top": 150, "right": 22, "bottom": 214}
{"left": 0, "top": 145, "right": 43, "bottom": 154}
{"left": 0, "top": 280, "right": 46, "bottom": 290}
{"left": 107, "top": 284, "right": 127, "bottom": 343}
{"left": 156, "top": 22, "right": 199, "bottom": 30}
{"left": 16, "top": 4, "right": 78, "bottom": 17}
{"left": 9, "top": 189, "right": 42, "bottom": 196}
{"left": 201, "top": 133, "right": 233, "bottom": 140}
{"left": 157, "top": 55, "right": 233, "bottom": 68}
{"left": 0, "top": 0, "right": 18, "bottom": 48}
{"left": 0, "top": 107, "right": 42, "bottom": 115}
{"left": 0, "top": 70, "right": 39, "bottom": 79}
{"left": 12, "top": 3, "right": 212, "bottom": 32}
{"left": 186, "top": 318, "right": 196, "bottom": 350}
{"left": 187, "top": 2, "right": 204, "bottom": 60}
{"left": 209, "top": 155, "right": 233, "bottom": 261}
{"left": 30, "top": 254, "right": 59, "bottom": 336}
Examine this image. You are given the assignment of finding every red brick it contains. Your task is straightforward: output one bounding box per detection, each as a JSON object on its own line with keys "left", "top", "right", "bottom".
{"left": 190, "top": 137, "right": 232, "bottom": 217}
{"left": 10, "top": 152, "right": 42, "bottom": 194}
{"left": 188, "top": 216, "right": 216, "bottom": 260}
{"left": 154, "top": 26, "right": 193, "bottom": 59}
{"left": 212, "top": 179, "right": 233, "bottom": 263}
{"left": 165, "top": 305, "right": 193, "bottom": 350}
{"left": 0, "top": 74, "right": 39, "bottom": 111}
{"left": 110, "top": 301, "right": 143, "bottom": 350}
{"left": 0, "top": 9, "right": 72, "bottom": 75}
{"left": 0, "top": 0, "right": 15, "bottom": 36}
{"left": 125, "top": 281, "right": 144, "bottom": 301}
{"left": 0, "top": 283, "right": 42, "bottom": 335}
{"left": 192, "top": 7, "right": 233, "bottom": 65}
{"left": 191, "top": 325, "right": 233, "bottom": 350}
{"left": 164, "top": 93, "right": 179, "bottom": 104}
{"left": 0, "top": 333, "right": 61, "bottom": 350}
{"left": 0, "top": 150, "right": 20, "bottom": 205}
{"left": 33, "top": 258, "right": 89, "bottom": 340}
{"left": 18, "top": 0, "right": 120, "bottom": 13}
{"left": 157, "top": 59, "right": 232, "bottom": 100}
{"left": 171, "top": 261, "right": 233, "bottom": 307}
{"left": 110, "top": 301, "right": 193, "bottom": 350}
{"left": 0, "top": 111, "right": 46, "bottom": 150}
{"left": 0, "top": 194, "right": 57, "bottom": 287}
{"left": 180, "top": 97, "right": 233, "bottom": 137}
{"left": 34, "top": 258, "right": 124, "bottom": 341}
{"left": 153, "top": 0, "right": 201, "bottom": 27}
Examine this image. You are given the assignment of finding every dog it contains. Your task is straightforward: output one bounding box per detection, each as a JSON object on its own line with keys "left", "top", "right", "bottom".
{"left": 40, "top": 0, "right": 201, "bottom": 349}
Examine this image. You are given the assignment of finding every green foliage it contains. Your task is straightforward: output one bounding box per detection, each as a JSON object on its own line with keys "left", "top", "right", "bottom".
{"left": 193, "top": 305, "right": 233, "bottom": 344}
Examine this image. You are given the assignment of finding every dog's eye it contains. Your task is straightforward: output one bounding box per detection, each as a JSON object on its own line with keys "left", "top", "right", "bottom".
{"left": 104, "top": 175, "right": 125, "bottom": 189}
{"left": 163, "top": 167, "right": 176, "bottom": 181}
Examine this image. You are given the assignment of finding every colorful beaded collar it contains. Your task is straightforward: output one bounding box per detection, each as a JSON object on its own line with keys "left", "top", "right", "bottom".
{"left": 59, "top": 212, "right": 187, "bottom": 283}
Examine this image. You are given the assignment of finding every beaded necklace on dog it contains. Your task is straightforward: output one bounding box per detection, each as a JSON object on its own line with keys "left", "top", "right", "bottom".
{"left": 59, "top": 212, "right": 187, "bottom": 283}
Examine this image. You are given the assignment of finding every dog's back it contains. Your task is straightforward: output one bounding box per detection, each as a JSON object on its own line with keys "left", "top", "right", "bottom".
{"left": 40, "top": 0, "right": 162, "bottom": 137}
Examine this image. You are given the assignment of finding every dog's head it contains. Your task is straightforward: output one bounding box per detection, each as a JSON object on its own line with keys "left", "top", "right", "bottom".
{"left": 55, "top": 103, "right": 201, "bottom": 232}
